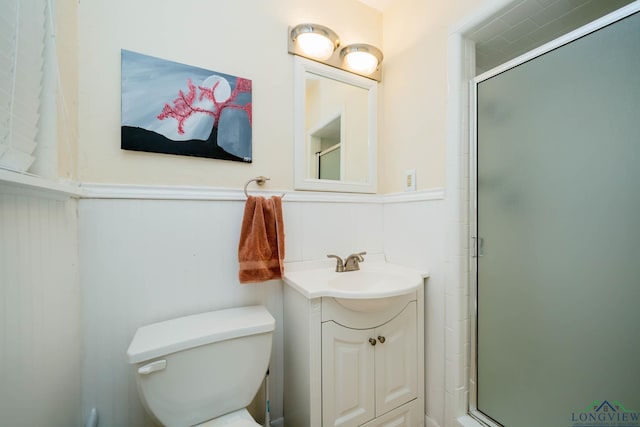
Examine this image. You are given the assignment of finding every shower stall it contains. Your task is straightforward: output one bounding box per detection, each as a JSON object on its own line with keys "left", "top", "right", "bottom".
{"left": 470, "top": 5, "right": 640, "bottom": 427}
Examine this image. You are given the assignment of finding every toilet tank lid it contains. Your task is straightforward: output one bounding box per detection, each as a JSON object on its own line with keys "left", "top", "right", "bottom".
{"left": 126, "top": 305, "right": 275, "bottom": 364}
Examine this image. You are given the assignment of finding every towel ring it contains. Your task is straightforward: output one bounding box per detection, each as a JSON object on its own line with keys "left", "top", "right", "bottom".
{"left": 244, "top": 176, "right": 286, "bottom": 199}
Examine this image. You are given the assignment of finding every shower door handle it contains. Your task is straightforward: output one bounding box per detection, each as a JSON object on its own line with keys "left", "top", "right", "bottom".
{"left": 472, "top": 237, "right": 484, "bottom": 257}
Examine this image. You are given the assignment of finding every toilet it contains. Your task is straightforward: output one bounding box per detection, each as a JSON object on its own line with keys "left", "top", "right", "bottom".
{"left": 126, "top": 305, "right": 275, "bottom": 427}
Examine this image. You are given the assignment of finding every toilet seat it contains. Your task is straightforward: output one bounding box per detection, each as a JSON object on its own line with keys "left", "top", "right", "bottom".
{"left": 196, "top": 408, "right": 261, "bottom": 427}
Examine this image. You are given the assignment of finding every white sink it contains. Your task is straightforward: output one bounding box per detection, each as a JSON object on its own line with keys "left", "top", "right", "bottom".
{"left": 327, "top": 271, "right": 421, "bottom": 311}
{"left": 284, "top": 255, "right": 428, "bottom": 311}
{"left": 328, "top": 271, "right": 413, "bottom": 293}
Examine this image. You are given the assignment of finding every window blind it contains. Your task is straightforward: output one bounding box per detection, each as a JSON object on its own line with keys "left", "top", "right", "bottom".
{"left": 0, "top": 0, "right": 47, "bottom": 173}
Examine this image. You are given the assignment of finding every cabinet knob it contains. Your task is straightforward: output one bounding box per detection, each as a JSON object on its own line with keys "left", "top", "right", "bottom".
{"left": 369, "top": 338, "right": 377, "bottom": 346}
{"left": 377, "top": 336, "right": 386, "bottom": 344}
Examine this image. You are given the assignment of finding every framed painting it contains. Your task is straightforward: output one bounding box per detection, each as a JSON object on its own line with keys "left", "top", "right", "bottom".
{"left": 121, "top": 50, "right": 252, "bottom": 162}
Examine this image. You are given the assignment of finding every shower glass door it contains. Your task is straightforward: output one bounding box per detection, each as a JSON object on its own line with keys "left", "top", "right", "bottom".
{"left": 474, "top": 9, "right": 640, "bottom": 427}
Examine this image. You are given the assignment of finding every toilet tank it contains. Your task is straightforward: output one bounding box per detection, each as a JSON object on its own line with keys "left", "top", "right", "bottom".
{"left": 127, "top": 306, "right": 275, "bottom": 427}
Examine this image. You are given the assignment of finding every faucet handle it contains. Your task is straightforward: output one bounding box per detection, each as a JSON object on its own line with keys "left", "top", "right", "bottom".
{"left": 327, "top": 254, "right": 345, "bottom": 272}
{"left": 347, "top": 251, "right": 367, "bottom": 262}
{"left": 343, "top": 251, "right": 367, "bottom": 271}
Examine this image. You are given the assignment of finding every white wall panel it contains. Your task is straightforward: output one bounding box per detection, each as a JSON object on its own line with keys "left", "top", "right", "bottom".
{"left": 0, "top": 185, "right": 439, "bottom": 426}
{"left": 297, "top": 201, "right": 384, "bottom": 261}
{"left": 78, "top": 196, "right": 385, "bottom": 426}
{"left": 0, "top": 191, "right": 81, "bottom": 427}
{"left": 383, "top": 199, "right": 446, "bottom": 426}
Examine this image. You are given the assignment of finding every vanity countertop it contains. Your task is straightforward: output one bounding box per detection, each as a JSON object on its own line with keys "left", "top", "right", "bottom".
{"left": 283, "top": 254, "right": 429, "bottom": 300}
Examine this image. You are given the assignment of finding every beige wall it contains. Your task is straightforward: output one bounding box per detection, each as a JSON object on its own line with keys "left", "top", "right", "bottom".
{"left": 76, "top": 0, "right": 381, "bottom": 190}
{"left": 57, "top": 0, "right": 78, "bottom": 180}
{"left": 380, "top": 0, "right": 494, "bottom": 193}
{"left": 71, "top": 0, "right": 507, "bottom": 194}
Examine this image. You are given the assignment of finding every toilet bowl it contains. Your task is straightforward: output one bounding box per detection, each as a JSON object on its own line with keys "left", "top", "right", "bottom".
{"left": 127, "top": 305, "right": 275, "bottom": 427}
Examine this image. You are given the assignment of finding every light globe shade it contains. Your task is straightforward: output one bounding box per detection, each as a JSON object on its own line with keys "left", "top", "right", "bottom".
{"left": 297, "top": 32, "right": 336, "bottom": 60}
{"left": 344, "top": 51, "right": 378, "bottom": 74}
{"left": 340, "top": 44, "right": 383, "bottom": 75}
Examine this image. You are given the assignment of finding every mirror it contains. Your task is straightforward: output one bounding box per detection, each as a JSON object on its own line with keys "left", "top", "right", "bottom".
{"left": 294, "top": 57, "right": 377, "bottom": 193}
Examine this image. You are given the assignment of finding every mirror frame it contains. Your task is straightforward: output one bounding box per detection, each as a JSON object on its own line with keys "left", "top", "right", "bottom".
{"left": 294, "top": 56, "right": 378, "bottom": 193}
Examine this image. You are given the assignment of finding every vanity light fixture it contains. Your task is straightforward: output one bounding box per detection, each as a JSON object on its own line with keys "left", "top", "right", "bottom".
{"left": 340, "top": 44, "right": 383, "bottom": 76}
{"left": 289, "top": 23, "right": 340, "bottom": 61}
{"left": 288, "top": 23, "right": 383, "bottom": 81}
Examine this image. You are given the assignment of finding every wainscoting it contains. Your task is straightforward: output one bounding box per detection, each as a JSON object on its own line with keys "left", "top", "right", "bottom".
{"left": 78, "top": 190, "right": 388, "bottom": 426}
{"left": 0, "top": 187, "right": 81, "bottom": 426}
{"left": 1, "top": 179, "right": 447, "bottom": 427}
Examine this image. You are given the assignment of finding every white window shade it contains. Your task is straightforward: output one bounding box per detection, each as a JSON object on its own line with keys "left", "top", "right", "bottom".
{"left": 0, "top": 0, "right": 47, "bottom": 173}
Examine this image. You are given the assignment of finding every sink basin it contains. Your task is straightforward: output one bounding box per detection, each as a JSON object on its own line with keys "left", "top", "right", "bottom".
{"left": 328, "top": 271, "right": 413, "bottom": 293}
{"left": 327, "top": 271, "right": 420, "bottom": 311}
{"left": 283, "top": 255, "right": 428, "bottom": 312}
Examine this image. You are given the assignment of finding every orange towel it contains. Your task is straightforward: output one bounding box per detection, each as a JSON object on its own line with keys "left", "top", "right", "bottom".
{"left": 238, "top": 195, "right": 285, "bottom": 283}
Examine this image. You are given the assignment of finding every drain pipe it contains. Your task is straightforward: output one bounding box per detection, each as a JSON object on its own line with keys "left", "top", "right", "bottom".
{"left": 264, "top": 369, "right": 271, "bottom": 427}
{"left": 84, "top": 408, "right": 98, "bottom": 427}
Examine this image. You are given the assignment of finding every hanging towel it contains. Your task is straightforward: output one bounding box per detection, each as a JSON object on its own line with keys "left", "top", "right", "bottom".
{"left": 238, "top": 195, "right": 285, "bottom": 283}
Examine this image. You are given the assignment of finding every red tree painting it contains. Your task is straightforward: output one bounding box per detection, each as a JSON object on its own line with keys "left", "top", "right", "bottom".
{"left": 121, "top": 50, "right": 252, "bottom": 163}
{"left": 157, "top": 77, "right": 252, "bottom": 136}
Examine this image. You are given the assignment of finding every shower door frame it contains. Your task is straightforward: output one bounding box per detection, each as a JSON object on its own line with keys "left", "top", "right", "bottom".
{"left": 468, "top": 3, "right": 640, "bottom": 426}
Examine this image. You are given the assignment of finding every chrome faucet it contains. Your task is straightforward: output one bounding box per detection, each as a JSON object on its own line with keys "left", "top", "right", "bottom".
{"left": 327, "top": 251, "right": 367, "bottom": 272}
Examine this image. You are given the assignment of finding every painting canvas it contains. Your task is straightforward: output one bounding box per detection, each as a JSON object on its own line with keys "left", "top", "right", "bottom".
{"left": 121, "top": 50, "right": 252, "bottom": 162}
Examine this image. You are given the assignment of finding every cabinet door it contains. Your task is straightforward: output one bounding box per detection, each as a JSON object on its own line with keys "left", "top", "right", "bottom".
{"left": 322, "top": 321, "right": 375, "bottom": 427}
{"left": 374, "top": 301, "right": 417, "bottom": 416}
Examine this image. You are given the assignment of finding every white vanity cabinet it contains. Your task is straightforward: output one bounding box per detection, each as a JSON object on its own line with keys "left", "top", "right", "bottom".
{"left": 284, "top": 286, "right": 424, "bottom": 427}
{"left": 322, "top": 300, "right": 417, "bottom": 426}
